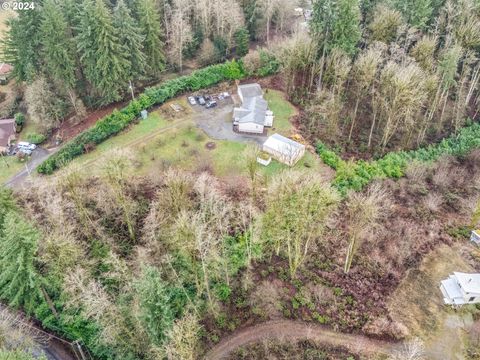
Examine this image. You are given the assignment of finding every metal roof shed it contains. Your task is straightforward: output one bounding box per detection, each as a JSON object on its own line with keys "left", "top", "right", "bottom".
{"left": 262, "top": 133, "right": 305, "bottom": 166}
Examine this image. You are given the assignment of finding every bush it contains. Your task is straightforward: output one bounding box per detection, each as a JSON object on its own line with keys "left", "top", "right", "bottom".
{"left": 14, "top": 112, "right": 25, "bottom": 127}
{"left": 317, "top": 121, "right": 480, "bottom": 194}
{"left": 38, "top": 58, "right": 282, "bottom": 175}
{"left": 26, "top": 132, "right": 46, "bottom": 144}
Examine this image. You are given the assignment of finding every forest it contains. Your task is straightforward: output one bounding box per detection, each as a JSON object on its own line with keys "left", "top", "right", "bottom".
{"left": 0, "top": 0, "right": 480, "bottom": 359}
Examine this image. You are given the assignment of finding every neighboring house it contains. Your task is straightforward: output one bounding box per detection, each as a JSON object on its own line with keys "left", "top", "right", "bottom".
{"left": 471, "top": 230, "right": 480, "bottom": 245}
{"left": 0, "top": 63, "right": 13, "bottom": 85}
{"left": 440, "top": 272, "right": 480, "bottom": 306}
{"left": 233, "top": 83, "right": 274, "bottom": 134}
{"left": 0, "top": 118, "right": 16, "bottom": 153}
{"left": 262, "top": 133, "right": 305, "bottom": 166}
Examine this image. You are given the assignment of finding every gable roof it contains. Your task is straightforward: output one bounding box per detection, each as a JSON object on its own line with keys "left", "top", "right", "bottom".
{"left": 0, "top": 118, "right": 15, "bottom": 147}
{"left": 0, "top": 63, "right": 13, "bottom": 76}
{"left": 263, "top": 133, "right": 305, "bottom": 155}
{"left": 238, "top": 83, "right": 263, "bottom": 99}
{"left": 454, "top": 272, "right": 480, "bottom": 295}
{"left": 234, "top": 83, "right": 268, "bottom": 125}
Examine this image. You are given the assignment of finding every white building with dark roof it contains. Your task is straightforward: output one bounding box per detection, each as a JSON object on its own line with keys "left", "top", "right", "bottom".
{"left": 233, "top": 83, "right": 274, "bottom": 134}
{"left": 262, "top": 133, "right": 305, "bottom": 166}
{"left": 440, "top": 272, "right": 480, "bottom": 306}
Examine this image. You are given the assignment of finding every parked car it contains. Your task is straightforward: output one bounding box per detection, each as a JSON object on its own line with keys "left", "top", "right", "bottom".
{"left": 18, "top": 148, "right": 32, "bottom": 156}
{"left": 222, "top": 91, "right": 230, "bottom": 98}
{"left": 196, "top": 96, "right": 206, "bottom": 105}
{"left": 17, "top": 141, "right": 36, "bottom": 151}
{"left": 206, "top": 100, "right": 217, "bottom": 109}
{"left": 205, "top": 95, "right": 212, "bottom": 101}
{"left": 187, "top": 96, "right": 196, "bottom": 105}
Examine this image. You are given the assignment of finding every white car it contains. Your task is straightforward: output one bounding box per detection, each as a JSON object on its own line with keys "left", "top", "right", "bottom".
{"left": 17, "top": 141, "right": 37, "bottom": 151}
{"left": 188, "top": 96, "right": 196, "bottom": 105}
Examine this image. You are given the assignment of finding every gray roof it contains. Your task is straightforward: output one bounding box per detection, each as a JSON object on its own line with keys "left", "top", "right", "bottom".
{"left": 238, "top": 83, "right": 263, "bottom": 98}
{"left": 0, "top": 118, "right": 15, "bottom": 147}
{"left": 234, "top": 84, "right": 268, "bottom": 125}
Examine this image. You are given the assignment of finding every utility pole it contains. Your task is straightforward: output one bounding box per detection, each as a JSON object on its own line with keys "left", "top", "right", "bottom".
{"left": 128, "top": 80, "right": 135, "bottom": 100}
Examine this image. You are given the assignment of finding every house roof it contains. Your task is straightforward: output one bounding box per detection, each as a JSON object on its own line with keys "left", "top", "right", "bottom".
{"left": 0, "top": 63, "right": 13, "bottom": 76}
{"left": 234, "top": 84, "right": 268, "bottom": 126}
{"left": 454, "top": 272, "right": 480, "bottom": 295}
{"left": 0, "top": 118, "right": 15, "bottom": 147}
{"left": 238, "top": 83, "right": 263, "bottom": 99}
{"left": 441, "top": 277, "right": 465, "bottom": 305}
{"left": 263, "top": 133, "right": 305, "bottom": 156}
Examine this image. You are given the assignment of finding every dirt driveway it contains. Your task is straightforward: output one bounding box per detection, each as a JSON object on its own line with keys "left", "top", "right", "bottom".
{"left": 190, "top": 97, "right": 266, "bottom": 146}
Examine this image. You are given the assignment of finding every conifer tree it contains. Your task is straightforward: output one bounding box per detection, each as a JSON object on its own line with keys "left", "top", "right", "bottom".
{"left": 40, "top": 0, "right": 76, "bottom": 89}
{"left": 113, "top": 0, "right": 147, "bottom": 80}
{"left": 234, "top": 27, "right": 250, "bottom": 57}
{"left": 0, "top": 188, "right": 16, "bottom": 234}
{"left": 0, "top": 212, "right": 40, "bottom": 312}
{"left": 1, "top": 9, "right": 41, "bottom": 82}
{"left": 137, "top": 0, "right": 166, "bottom": 77}
{"left": 311, "top": 0, "right": 361, "bottom": 56}
{"left": 76, "top": 0, "right": 129, "bottom": 104}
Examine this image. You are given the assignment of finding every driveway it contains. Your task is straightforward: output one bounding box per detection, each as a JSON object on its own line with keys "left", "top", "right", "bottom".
{"left": 4, "top": 147, "right": 56, "bottom": 188}
{"left": 191, "top": 97, "right": 266, "bottom": 146}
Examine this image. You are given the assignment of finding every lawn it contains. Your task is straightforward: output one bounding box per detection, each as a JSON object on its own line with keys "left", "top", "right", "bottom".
{"left": 63, "top": 89, "right": 324, "bottom": 179}
{"left": 0, "top": 155, "right": 24, "bottom": 184}
{"left": 264, "top": 89, "right": 297, "bottom": 135}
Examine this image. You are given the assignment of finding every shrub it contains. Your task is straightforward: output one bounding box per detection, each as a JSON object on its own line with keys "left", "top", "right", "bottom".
{"left": 317, "top": 121, "right": 480, "bottom": 194}
{"left": 14, "top": 112, "right": 25, "bottom": 127}
{"left": 26, "top": 132, "right": 46, "bottom": 144}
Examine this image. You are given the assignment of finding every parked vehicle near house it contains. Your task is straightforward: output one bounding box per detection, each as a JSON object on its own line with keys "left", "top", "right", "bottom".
{"left": 188, "top": 96, "right": 196, "bottom": 105}
{"left": 18, "top": 142, "right": 37, "bottom": 151}
{"left": 206, "top": 100, "right": 217, "bottom": 109}
{"left": 196, "top": 96, "right": 206, "bottom": 105}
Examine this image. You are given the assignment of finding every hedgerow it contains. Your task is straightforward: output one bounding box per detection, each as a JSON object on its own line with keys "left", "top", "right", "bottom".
{"left": 37, "top": 59, "right": 269, "bottom": 175}
{"left": 317, "top": 121, "right": 480, "bottom": 194}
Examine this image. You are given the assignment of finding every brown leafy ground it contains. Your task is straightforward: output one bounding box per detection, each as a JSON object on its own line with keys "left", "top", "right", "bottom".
{"left": 203, "top": 151, "right": 480, "bottom": 354}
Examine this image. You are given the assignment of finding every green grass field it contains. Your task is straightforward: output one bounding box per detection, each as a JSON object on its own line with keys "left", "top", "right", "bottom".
{"left": 0, "top": 155, "right": 25, "bottom": 184}
{"left": 59, "top": 88, "right": 324, "bottom": 179}
{"left": 265, "top": 89, "right": 297, "bottom": 135}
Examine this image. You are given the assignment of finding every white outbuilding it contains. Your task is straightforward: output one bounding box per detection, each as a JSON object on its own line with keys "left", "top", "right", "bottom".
{"left": 262, "top": 133, "right": 305, "bottom": 166}
{"left": 471, "top": 230, "right": 480, "bottom": 245}
{"left": 440, "top": 272, "right": 480, "bottom": 306}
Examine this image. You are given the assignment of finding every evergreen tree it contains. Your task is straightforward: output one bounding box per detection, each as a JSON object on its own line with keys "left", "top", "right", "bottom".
{"left": 76, "top": 0, "right": 130, "bottom": 104}
{"left": 0, "top": 212, "right": 40, "bottom": 312}
{"left": 136, "top": 266, "right": 174, "bottom": 345}
{"left": 40, "top": 0, "right": 76, "bottom": 89}
{"left": 137, "top": 0, "right": 166, "bottom": 77}
{"left": 1, "top": 9, "right": 42, "bottom": 82}
{"left": 113, "top": 0, "right": 147, "bottom": 80}
{"left": 0, "top": 188, "right": 16, "bottom": 234}
{"left": 234, "top": 27, "right": 250, "bottom": 57}
{"left": 311, "top": 0, "right": 361, "bottom": 56}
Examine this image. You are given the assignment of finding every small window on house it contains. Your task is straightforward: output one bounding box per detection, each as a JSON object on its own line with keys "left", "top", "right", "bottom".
{"left": 469, "top": 296, "right": 475, "bottom": 302}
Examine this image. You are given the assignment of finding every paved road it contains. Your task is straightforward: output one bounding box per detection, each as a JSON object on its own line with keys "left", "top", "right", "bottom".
{"left": 3, "top": 147, "right": 56, "bottom": 188}
{"left": 204, "top": 320, "right": 400, "bottom": 360}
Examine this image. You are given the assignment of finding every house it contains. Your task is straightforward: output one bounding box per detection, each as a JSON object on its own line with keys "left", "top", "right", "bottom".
{"left": 0, "top": 118, "right": 16, "bottom": 154}
{"left": 471, "top": 230, "right": 480, "bottom": 245}
{"left": 0, "top": 63, "right": 13, "bottom": 85}
{"left": 440, "top": 272, "right": 480, "bottom": 306}
{"left": 262, "top": 133, "right": 305, "bottom": 166}
{"left": 233, "top": 83, "right": 274, "bottom": 134}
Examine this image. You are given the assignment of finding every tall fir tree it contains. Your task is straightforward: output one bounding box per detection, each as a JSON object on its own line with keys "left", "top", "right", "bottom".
{"left": 137, "top": 0, "right": 166, "bottom": 77}
{"left": 311, "top": 0, "right": 361, "bottom": 56}
{"left": 40, "top": 0, "right": 76, "bottom": 89}
{"left": 1, "top": 8, "right": 42, "bottom": 82}
{"left": 76, "top": 0, "right": 130, "bottom": 104}
{"left": 113, "top": 0, "right": 146, "bottom": 80}
{"left": 0, "top": 212, "right": 41, "bottom": 312}
{"left": 0, "top": 188, "right": 16, "bottom": 235}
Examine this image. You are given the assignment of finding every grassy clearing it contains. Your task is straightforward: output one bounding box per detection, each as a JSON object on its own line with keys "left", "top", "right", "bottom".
{"left": 265, "top": 89, "right": 297, "bottom": 135}
{"left": 64, "top": 89, "right": 323, "bottom": 179}
{"left": 0, "top": 155, "right": 25, "bottom": 183}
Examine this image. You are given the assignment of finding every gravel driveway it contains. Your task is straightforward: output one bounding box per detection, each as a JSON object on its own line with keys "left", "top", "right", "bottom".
{"left": 4, "top": 147, "right": 56, "bottom": 188}
{"left": 192, "top": 98, "right": 266, "bottom": 146}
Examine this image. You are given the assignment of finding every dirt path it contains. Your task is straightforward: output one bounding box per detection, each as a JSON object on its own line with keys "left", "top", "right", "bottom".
{"left": 204, "top": 320, "right": 400, "bottom": 360}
